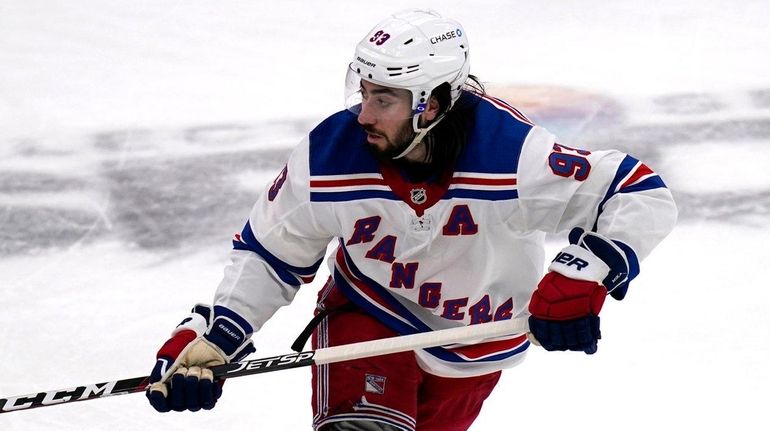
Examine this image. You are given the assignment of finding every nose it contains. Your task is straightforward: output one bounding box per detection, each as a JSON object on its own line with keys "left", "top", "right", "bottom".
{"left": 357, "top": 101, "right": 375, "bottom": 126}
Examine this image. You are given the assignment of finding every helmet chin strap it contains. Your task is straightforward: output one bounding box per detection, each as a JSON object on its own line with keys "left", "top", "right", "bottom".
{"left": 392, "top": 113, "right": 446, "bottom": 160}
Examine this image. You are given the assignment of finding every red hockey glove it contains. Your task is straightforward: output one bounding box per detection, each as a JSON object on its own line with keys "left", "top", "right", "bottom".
{"left": 529, "top": 228, "right": 631, "bottom": 354}
{"left": 146, "top": 304, "right": 256, "bottom": 412}
{"left": 529, "top": 272, "right": 607, "bottom": 354}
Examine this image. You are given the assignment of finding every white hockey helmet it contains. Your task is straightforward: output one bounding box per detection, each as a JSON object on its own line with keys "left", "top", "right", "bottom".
{"left": 345, "top": 8, "right": 471, "bottom": 116}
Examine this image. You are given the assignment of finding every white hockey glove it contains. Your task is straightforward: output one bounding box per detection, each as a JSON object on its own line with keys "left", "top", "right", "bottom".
{"left": 146, "top": 304, "right": 256, "bottom": 412}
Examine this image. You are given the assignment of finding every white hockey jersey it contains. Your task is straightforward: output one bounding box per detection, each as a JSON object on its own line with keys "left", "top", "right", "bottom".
{"left": 214, "top": 93, "right": 677, "bottom": 377}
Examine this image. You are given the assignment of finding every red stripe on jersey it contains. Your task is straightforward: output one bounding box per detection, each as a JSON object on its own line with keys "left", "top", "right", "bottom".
{"left": 451, "top": 177, "right": 517, "bottom": 186}
{"left": 447, "top": 334, "right": 528, "bottom": 360}
{"left": 310, "top": 178, "right": 386, "bottom": 187}
{"left": 620, "top": 163, "right": 655, "bottom": 190}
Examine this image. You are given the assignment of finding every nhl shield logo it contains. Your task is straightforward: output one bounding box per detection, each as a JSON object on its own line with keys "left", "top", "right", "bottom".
{"left": 365, "top": 374, "right": 386, "bottom": 395}
{"left": 410, "top": 188, "right": 427, "bottom": 205}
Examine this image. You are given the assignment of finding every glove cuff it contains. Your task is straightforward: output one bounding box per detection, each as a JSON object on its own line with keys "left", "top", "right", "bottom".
{"left": 569, "top": 228, "right": 633, "bottom": 298}
{"left": 548, "top": 244, "right": 610, "bottom": 284}
{"left": 204, "top": 306, "right": 256, "bottom": 362}
{"left": 170, "top": 304, "right": 212, "bottom": 338}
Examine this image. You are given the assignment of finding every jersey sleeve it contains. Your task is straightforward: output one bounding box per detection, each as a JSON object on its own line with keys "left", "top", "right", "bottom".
{"left": 213, "top": 136, "right": 335, "bottom": 333}
{"left": 516, "top": 126, "right": 677, "bottom": 295}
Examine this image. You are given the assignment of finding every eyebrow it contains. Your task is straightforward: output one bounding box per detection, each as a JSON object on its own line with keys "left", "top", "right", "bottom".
{"left": 370, "top": 88, "right": 398, "bottom": 96}
{"left": 361, "top": 84, "right": 399, "bottom": 97}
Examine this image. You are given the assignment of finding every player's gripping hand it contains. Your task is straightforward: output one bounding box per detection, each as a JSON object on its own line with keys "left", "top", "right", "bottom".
{"left": 528, "top": 228, "right": 630, "bottom": 354}
{"left": 146, "top": 304, "right": 256, "bottom": 412}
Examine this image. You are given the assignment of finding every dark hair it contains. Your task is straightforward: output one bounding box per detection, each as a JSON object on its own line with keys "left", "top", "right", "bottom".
{"left": 420, "top": 74, "right": 485, "bottom": 176}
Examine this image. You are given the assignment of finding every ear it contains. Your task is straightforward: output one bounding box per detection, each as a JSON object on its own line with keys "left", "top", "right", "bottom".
{"left": 421, "top": 95, "right": 442, "bottom": 122}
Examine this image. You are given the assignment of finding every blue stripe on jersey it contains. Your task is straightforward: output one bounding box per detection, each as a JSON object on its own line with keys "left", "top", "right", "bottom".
{"left": 620, "top": 176, "right": 667, "bottom": 194}
{"left": 444, "top": 189, "right": 519, "bottom": 201}
{"left": 424, "top": 340, "right": 530, "bottom": 363}
{"left": 312, "top": 189, "right": 517, "bottom": 203}
{"left": 598, "top": 155, "right": 639, "bottom": 212}
{"left": 310, "top": 190, "right": 399, "bottom": 202}
{"left": 233, "top": 221, "right": 323, "bottom": 286}
{"left": 595, "top": 155, "right": 667, "bottom": 234}
{"left": 333, "top": 268, "right": 425, "bottom": 335}
{"left": 335, "top": 243, "right": 432, "bottom": 333}
{"left": 598, "top": 155, "right": 667, "bottom": 212}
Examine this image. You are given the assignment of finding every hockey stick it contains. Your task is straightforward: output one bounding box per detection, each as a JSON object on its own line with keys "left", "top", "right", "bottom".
{"left": 0, "top": 317, "right": 529, "bottom": 414}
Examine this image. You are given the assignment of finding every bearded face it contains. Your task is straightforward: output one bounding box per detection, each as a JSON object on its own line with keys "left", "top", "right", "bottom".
{"left": 356, "top": 80, "right": 417, "bottom": 160}
{"left": 362, "top": 119, "right": 416, "bottom": 161}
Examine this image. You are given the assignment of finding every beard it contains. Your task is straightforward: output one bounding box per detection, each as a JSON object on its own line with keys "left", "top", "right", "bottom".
{"left": 363, "top": 121, "right": 416, "bottom": 162}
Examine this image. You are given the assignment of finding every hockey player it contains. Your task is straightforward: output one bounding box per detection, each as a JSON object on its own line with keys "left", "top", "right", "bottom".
{"left": 146, "top": 9, "right": 677, "bottom": 431}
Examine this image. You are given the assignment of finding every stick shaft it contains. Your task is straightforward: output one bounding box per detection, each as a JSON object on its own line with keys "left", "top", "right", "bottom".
{"left": 0, "top": 376, "right": 150, "bottom": 413}
{"left": 313, "top": 317, "right": 530, "bottom": 365}
{"left": 0, "top": 317, "right": 529, "bottom": 413}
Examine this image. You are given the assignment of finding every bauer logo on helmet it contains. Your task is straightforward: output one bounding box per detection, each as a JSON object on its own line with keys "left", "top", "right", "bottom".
{"left": 356, "top": 56, "right": 376, "bottom": 68}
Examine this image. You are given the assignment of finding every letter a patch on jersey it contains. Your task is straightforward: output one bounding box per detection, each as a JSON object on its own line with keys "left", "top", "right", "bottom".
{"left": 442, "top": 204, "right": 478, "bottom": 236}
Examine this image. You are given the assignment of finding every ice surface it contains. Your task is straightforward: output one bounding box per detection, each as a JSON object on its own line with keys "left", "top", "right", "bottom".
{"left": 1, "top": 1, "right": 769, "bottom": 430}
